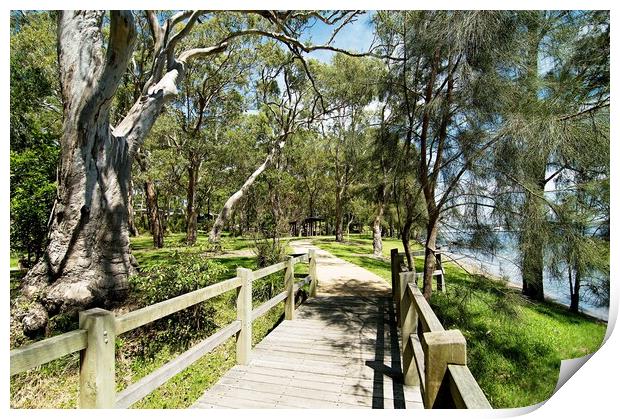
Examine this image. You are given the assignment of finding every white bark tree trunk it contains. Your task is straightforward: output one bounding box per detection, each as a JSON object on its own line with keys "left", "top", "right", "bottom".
{"left": 209, "top": 144, "right": 279, "bottom": 243}
{"left": 21, "top": 12, "right": 139, "bottom": 330}
{"left": 19, "top": 10, "right": 226, "bottom": 335}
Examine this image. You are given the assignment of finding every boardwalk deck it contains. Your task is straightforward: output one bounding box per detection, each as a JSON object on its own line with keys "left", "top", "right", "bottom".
{"left": 193, "top": 242, "right": 423, "bottom": 409}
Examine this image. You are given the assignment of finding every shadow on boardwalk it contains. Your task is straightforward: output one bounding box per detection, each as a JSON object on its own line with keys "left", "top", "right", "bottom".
{"left": 193, "top": 242, "right": 422, "bottom": 409}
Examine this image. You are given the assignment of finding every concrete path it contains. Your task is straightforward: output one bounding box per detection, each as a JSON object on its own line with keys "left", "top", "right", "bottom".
{"left": 193, "top": 241, "right": 423, "bottom": 409}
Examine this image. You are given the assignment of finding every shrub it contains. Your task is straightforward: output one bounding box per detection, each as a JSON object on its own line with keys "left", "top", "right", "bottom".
{"left": 128, "top": 250, "right": 228, "bottom": 352}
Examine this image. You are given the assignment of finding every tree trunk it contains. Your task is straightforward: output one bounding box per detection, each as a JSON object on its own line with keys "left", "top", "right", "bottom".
{"left": 335, "top": 188, "right": 345, "bottom": 242}
{"left": 186, "top": 163, "right": 199, "bottom": 245}
{"left": 569, "top": 265, "right": 581, "bottom": 313}
{"left": 18, "top": 10, "right": 218, "bottom": 334}
{"left": 519, "top": 17, "right": 546, "bottom": 302}
{"left": 127, "top": 179, "right": 139, "bottom": 236}
{"left": 372, "top": 216, "right": 383, "bottom": 258}
{"left": 519, "top": 178, "right": 546, "bottom": 301}
{"left": 209, "top": 144, "right": 279, "bottom": 243}
{"left": 422, "top": 217, "right": 439, "bottom": 300}
{"left": 20, "top": 11, "right": 139, "bottom": 333}
{"left": 401, "top": 218, "right": 414, "bottom": 271}
{"left": 144, "top": 180, "right": 164, "bottom": 248}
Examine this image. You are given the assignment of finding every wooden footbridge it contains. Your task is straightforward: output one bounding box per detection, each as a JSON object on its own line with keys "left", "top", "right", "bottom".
{"left": 10, "top": 243, "right": 490, "bottom": 409}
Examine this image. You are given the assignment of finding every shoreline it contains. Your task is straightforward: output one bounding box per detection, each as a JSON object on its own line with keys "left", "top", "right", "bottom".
{"left": 443, "top": 251, "right": 609, "bottom": 323}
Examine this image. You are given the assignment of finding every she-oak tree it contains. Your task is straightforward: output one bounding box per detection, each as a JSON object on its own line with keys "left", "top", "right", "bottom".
{"left": 18, "top": 9, "right": 374, "bottom": 335}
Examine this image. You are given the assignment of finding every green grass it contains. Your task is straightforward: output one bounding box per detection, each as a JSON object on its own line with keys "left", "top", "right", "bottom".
{"left": 10, "top": 254, "right": 19, "bottom": 269}
{"left": 130, "top": 233, "right": 257, "bottom": 270}
{"left": 312, "top": 234, "right": 607, "bottom": 408}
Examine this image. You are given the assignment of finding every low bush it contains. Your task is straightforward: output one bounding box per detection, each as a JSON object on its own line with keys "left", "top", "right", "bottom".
{"left": 128, "top": 250, "right": 228, "bottom": 353}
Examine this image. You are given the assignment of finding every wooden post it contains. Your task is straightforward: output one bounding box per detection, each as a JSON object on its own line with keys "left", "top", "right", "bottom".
{"left": 78, "top": 308, "right": 116, "bottom": 408}
{"left": 309, "top": 249, "right": 318, "bottom": 297}
{"left": 436, "top": 251, "right": 445, "bottom": 292}
{"left": 284, "top": 256, "right": 295, "bottom": 320}
{"left": 399, "top": 272, "right": 419, "bottom": 386}
{"left": 398, "top": 271, "right": 415, "bottom": 329}
{"left": 391, "top": 249, "right": 404, "bottom": 324}
{"left": 390, "top": 248, "right": 398, "bottom": 299}
{"left": 422, "top": 329, "right": 467, "bottom": 408}
{"left": 236, "top": 267, "right": 253, "bottom": 365}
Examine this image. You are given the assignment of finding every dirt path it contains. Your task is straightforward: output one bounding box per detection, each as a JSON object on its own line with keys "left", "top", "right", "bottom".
{"left": 290, "top": 240, "right": 391, "bottom": 298}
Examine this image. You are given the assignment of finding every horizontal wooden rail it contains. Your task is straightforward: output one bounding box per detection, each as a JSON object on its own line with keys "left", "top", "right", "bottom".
{"left": 10, "top": 253, "right": 314, "bottom": 408}
{"left": 253, "top": 261, "right": 288, "bottom": 280}
{"left": 407, "top": 283, "right": 444, "bottom": 332}
{"left": 250, "top": 275, "right": 313, "bottom": 321}
{"left": 10, "top": 329, "right": 88, "bottom": 376}
{"left": 115, "top": 321, "right": 242, "bottom": 408}
{"left": 447, "top": 364, "right": 492, "bottom": 409}
{"left": 251, "top": 291, "right": 289, "bottom": 321}
{"left": 391, "top": 248, "right": 490, "bottom": 409}
{"left": 116, "top": 276, "right": 242, "bottom": 335}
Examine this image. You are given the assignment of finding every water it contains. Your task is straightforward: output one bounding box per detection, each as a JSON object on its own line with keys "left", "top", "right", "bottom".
{"left": 438, "top": 230, "right": 609, "bottom": 321}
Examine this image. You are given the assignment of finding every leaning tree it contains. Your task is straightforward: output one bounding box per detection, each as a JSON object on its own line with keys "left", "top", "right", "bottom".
{"left": 18, "top": 10, "right": 373, "bottom": 335}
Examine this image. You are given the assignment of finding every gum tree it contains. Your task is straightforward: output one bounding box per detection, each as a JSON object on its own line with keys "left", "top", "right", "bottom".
{"left": 19, "top": 10, "right": 369, "bottom": 335}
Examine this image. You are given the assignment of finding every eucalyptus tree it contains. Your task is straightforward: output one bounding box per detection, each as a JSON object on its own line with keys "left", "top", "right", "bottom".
{"left": 368, "top": 105, "right": 400, "bottom": 256}
{"left": 18, "top": 9, "right": 372, "bottom": 335}
{"left": 317, "top": 53, "right": 382, "bottom": 242}
{"left": 209, "top": 50, "right": 318, "bottom": 243}
{"left": 171, "top": 24, "right": 251, "bottom": 245}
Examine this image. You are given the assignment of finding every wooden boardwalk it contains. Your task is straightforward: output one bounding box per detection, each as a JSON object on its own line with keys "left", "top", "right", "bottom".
{"left": 193, "top": 243, "right": 423, "bottom": 409}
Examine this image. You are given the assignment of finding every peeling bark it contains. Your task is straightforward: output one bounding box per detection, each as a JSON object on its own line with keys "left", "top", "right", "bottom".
{"left": 21, "top": 11, "right": 139, "bottom": 329}
{"left": 19, "top": 10, "right": 226, "bottom": 334}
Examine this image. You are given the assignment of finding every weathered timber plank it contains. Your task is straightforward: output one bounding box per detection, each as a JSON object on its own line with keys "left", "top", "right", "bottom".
{"left": 116, "top": 277, "right": 242, "bottom": 334}
{"left": 411, "top": 334, "right": 426, "bottom": 394}
{"left": 115, "top": 321, "right": 241, "bottom": 408}
{"left": 10, "top": 329, "right": 87, "bottom": 376}
{"left": 196, "top": 393, "right": 281, "bottom": 409}
{"left": 251, "top": 346, "right": 384, "bottom": 365}
{"left": 253, "top": 261, "right": 287, "bottom": 280}
{"left": 408, "top": 283, "right": 444, "bottom": 332}
{"left": 224, "top": 368, "right": 422, "bottom": 405}
{"left": 251, "top": 291, "right": 287, "bottom": 321}
{"left": 255, "top": 341, "right": 395, "bottom": 360}
{"left": 206, "top": 382, "right": 365, "bottom": 409}
{"left": 447, "top": 364, "right": 492, "bottom": 409}
{"left": 230, "top": 364, "right": 385, "bottom": 387}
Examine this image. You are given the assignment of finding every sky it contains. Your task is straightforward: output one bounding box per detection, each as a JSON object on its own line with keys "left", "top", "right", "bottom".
{"left": 300, "top": 11, "right": 377, "bottom": 63}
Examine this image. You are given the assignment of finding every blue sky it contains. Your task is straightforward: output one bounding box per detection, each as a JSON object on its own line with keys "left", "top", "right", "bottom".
{"left": 300, "top": 11, "right": 377, "bottom": 63}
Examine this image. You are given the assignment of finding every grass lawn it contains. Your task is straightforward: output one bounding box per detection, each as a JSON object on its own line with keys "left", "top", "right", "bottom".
{"left": 312, "top": 235, "right": 607, "bottom": 408}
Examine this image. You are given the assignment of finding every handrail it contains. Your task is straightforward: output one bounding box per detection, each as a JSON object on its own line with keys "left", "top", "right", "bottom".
{"left": 116, "top": 276, "right": 242, "bottom": 335}
{"left": 391, "top": 248, "right": 491, "bottom": 409}
{"left": 10, "top": 329, "right": 87, "bottom": 376}
{"left": 407, "top": 283, "right": 444, "bottom": 333}
{"left": 9, "top": 249, "right": 319, "bottom": 408}
{"left": 115, "top": 321, "right": 242, "bottom": 408}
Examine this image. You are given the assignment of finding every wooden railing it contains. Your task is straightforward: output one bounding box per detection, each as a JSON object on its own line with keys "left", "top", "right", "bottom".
{"left": 390, "top": 249, "right": 491, "bottom": 409}
{"left": 10, "top": 249, "right": 319, "bottom": 408}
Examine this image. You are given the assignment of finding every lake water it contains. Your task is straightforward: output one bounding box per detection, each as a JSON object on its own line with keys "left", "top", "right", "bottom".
{"left": 438, "top": 229, "right": 609, "bottom": 321}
